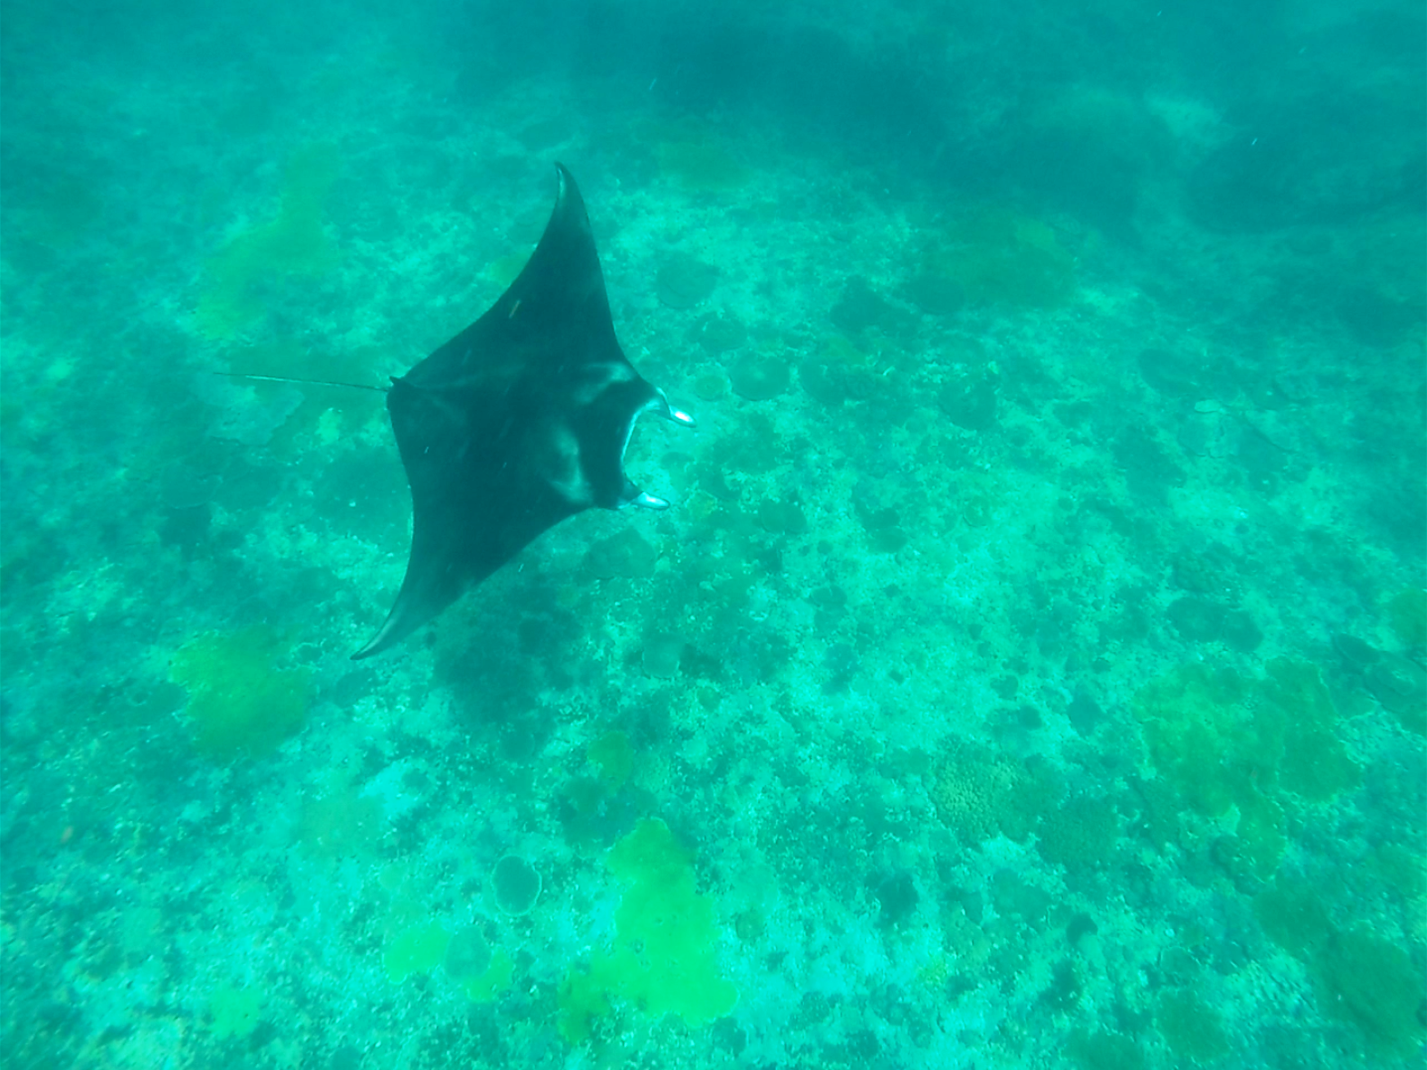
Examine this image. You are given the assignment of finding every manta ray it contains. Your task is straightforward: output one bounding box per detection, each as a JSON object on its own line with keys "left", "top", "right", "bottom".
{"left": 235, "top": 164, "right": 695, "bottom": 658}
{"left": 351, "top": 163, "right": 695, "bottom": 658}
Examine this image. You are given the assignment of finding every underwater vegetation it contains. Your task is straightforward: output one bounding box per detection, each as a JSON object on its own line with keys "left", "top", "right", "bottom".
{"left": 1135, "top": 659, "right": 1359, "bottom": 811}
{"left": 168, "top": 627, "right": 309, "bottom": 759}
{"left": 383, "top": 923, "right": 450, "bottom": 985}
{"left": 443, "top": 926, "right": 491, "bottom": 983}
{"left": 909, "top": 206, "right": 1077, "bottom": 311}
{"left": 656, "top": 139, "right": 751, "bottom": 192}
{"left": 558, "top": 818, "right": 737, "bottom": 1044}
{"left": 385, "top": 918, "right": 513, "bottom": 1000}
{"left": 1335, "top": 631, "right": 1427, "bottom": 736}
{"left": 194, "top": 143, "right": 340, "bottom": 340}
{"left": 1387, "top": 588, "right": 1427, "bottom": 652}
{"left": 1154, "top": 990, "right": 1231, "bottom": 1063}
{"left": 1133, "top": 659, "right": 1360, "bottom": 880}
{"left": 587, "top": 729, "right": 635, "bottom": 788}
{"left": 3, "top": 160, "right": 106, "bottom": 263}
{"left": 1134, "top": 658, "right": 1427, "bottom": 1058}
{"left": 1255, "top": 876, "right": 1426, "bottom": 1059}
{"left": 932, "top": 655, "right": 1412, "bottom": 1062}
{"left": 447, "top": 929, "right": 513, "bottom": 1003}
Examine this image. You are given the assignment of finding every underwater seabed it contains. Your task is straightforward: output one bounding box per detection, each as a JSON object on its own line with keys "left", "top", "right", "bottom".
{"left": 2, "top": 14, "right": 1425, "bottom": 1070}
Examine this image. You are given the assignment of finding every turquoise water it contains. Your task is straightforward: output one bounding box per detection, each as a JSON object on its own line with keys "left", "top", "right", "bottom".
{"left": 2, "top": 2, "right": 1424, "bottom": 1067}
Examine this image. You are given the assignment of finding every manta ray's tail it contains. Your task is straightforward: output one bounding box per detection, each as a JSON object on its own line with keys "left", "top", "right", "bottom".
{"left": 215, "top": 372, "right": 389, "bottom": 393}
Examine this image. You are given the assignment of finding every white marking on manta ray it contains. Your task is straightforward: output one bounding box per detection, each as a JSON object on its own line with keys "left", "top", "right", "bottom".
{"left": 569, "top": 361, "right": 636, "bottom": 406}
{"left": 619, "top": 394, "right": 671, "bottom": 463}
{"left": 544, "top": 423, "right": 594, "bottom": 506}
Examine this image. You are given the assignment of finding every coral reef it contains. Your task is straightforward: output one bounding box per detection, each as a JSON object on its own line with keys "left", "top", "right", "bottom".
{"left": 491, "top": 855, "right": 541, "bottom": 916}
{"left": 933, "top": 748, "right": 1050, "bottom": 846}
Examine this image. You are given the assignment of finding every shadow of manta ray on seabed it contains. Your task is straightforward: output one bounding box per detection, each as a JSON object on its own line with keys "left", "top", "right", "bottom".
{"left": 232, "top": 164, "right": 695, "bottom": 659}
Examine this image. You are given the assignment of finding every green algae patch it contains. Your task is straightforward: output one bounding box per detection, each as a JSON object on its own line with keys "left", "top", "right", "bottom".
{"left": 1132, "top": 660, "right": 1361, "bottom": 879}
{"left": 207, "top": 984, "right": 262, "bottom": 1040}
{"left": 443, "top": 927, "right": 512, "bottom": 1001}
{"left": 1133, "top": 663, "right": 1265, "bottom": 818}
{"left": 588, "top": 730, "right": 635, "bottom": 788}
{"left": 558, "top": 818, "right": 737, "bottom": 1044}
{"left": 1277, "top": 723, "right": 1362, "bottom": 802}
{"left": 559, "top": 967, "right": 612, "bottom": 1044}
{"left": 1259, "top": 660, "right": 1361, "bottom": 802}
{"left": 1068, "top": 1029, "right": 1145, "bottom": 1070}
{"left": 1370, "top": 842, "right": 1427, "bottom": 902}
{"left": 195, "top": 143, "right": 340, "bottom": 339}
{"left": 444, "top": 926, "right": 492, "bottom": 983}
{"left": 1253, "top": 876, "right": 1334, "bottom": 961}
{"left": 1234, "top": 792, "right": 1286, "bottom": 879}
{"left": 916, "top": 207, "right": 1076, "bottom": 309}
{"left": 384, "top": 923, "right": 450, "bottom": 985}
{"left": 463, "top": 948, "right": 513, "bottom": 1002}
{"left": 170, "top": 628, "right": 309, "bottom": 760}
{"left": 1156, "top": 990, "right": 1230, "bottom": 1062}
{"left": 1364, "top": 652, "right": 1427, "bottom": 735}
{"left": 1387, "top": 588, "right": 1427, "bottom": 650}
{"left": 1255, "top": 876, "right": 1426, "bottom": 1057}
{"left": 657, "top": 140, "right": 750, "bottom": 192}
{"left": 1318, "top": 927, "right": 1426, "bottom": 1058}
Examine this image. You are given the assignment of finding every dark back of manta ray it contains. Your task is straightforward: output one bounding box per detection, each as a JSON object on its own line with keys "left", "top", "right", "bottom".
{"left": 352, "top": 164, "right": 682, "bottom": 660}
